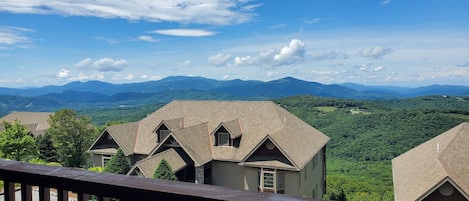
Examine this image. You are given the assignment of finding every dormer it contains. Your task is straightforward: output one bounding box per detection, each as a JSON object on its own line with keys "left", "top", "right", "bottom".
{"left": 155, "top": 123, "right": 170, "bottom": 143}
{"left": 154, "top": 118, "right": 184, "bottom": 143}
{"left": 213, "top": 119, "right": 242, "bottom": 147}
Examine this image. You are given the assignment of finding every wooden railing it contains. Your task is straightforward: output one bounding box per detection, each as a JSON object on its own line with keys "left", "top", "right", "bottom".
{"left": 0, "top": 159, "right": 325, "bottom": 201}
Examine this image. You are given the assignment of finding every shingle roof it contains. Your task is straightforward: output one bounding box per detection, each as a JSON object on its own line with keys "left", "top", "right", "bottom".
{"left": 93, "top": 100, "right": 329, "bottom": 174}
{"left": 88, "top": 122, "right": 139, "bottom": 156}
{"left": 392, "top": 122, "right": 469, "bottom": 201}
{"left": 0, "top": 112, "right": 53, "bottom": 137}
{"left": 129, "top": 148, "right": 190, "bottom": 178}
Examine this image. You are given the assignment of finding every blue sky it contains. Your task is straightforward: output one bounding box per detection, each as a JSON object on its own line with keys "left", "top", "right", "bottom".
{"left": 0, "top": 0, "right": 468, "bottom": 87}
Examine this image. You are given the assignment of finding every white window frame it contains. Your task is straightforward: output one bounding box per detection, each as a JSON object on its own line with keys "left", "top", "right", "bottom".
{"left": 260, "top": 168, "right": 284, "bottom": 193}
{"left": 218, "top": 132, "right": 230, "bottom": 146}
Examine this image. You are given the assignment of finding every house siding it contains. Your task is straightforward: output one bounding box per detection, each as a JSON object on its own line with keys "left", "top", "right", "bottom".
{"left": 212, "top": 161, "right": 245, "bottom": 190}
{"left": 297, "top": 147, "right": 325, "bottom": 199}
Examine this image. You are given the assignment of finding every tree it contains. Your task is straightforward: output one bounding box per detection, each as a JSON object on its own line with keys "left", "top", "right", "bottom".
{"left": 153, "top": 159, "right": 178, "bottom": 180}
{"left": 36, "top": 134, "right": 59, "bottom": 162}
{"left": 0, "top": 120, "right": 38, "bottom": 161}
{"left": 104, "top": 149, "right": 130, "bottom": 174}
{"left": 47, "top": 109, "right": 96, "bottom": 167}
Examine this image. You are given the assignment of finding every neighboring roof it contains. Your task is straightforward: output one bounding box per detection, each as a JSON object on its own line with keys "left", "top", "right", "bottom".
{"left": 128, "top": 148, "right": 191, "bottom": 178}
{"left": 392, "top": 122, "right": 469, "bottom": 201}
{"left": 150, "top": 123, "right": 212, "bottom": 167}
{"left": 92, "top": 100, "right": 329, "bottom": 172}
{"left": 0, "top": 112, "right": 53, "bottom": 136}
{"left": 88, "top": 122, "right": 139, "bottom": 156}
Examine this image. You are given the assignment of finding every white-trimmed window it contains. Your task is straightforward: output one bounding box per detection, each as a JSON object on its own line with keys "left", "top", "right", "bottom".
{"left": 218, "top": 132, "right": 230, "bottom": 146}
{"left": 260, "top": 168, "right": 284, "bottom": 193}
{"left": 102, "top": 154, "right": 112, "bottom": 167}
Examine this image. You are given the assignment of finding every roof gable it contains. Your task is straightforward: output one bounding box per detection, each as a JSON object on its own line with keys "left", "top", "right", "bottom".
{"left": 211, "top": 119, "right": 242, "bottom": 139}
{"left": 128, "top": 148, "right": 190, "bottom": 178}
{"left": 392, "top": 122, "right": 469, "bottom": 201}
{"left": 149, "top": 123, "right": 212, "bottom": 167}
{"left": 241, "top": 136, "right": 296, "bottom": 170}
{"left": 88, "top": 122, "right": 139, "bottom": 156}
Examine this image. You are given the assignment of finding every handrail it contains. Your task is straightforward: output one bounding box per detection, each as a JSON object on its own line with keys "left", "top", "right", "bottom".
{"left": 0, "top": 159, "right": 324, "bottom": 201}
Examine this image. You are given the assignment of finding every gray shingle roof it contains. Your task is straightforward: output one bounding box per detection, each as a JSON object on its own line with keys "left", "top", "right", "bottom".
{"left": 92, "top": 100, "right": 329, "bottom": 175}
{"left": 0, "top": 112, "right": 53, "bottom": 137}
{"left": 129, "top": 148, "right": 190, "bottom": 178}
{"left": 392, "top": 122, "right": 469, "bottom": 201}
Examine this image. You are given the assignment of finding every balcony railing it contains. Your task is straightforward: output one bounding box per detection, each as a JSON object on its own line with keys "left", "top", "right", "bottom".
{"left": 0, "top": 159, "right": 325, "bottom": 201}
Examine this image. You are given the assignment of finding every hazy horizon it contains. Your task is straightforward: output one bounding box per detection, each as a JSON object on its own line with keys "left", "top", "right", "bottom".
{"left": 1, "top": 0, "right": 468, "bottom": 88}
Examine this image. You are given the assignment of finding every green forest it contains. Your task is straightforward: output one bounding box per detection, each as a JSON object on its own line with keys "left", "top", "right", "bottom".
{"left": 274, "top": 95, "right": 469, "bottom": 200}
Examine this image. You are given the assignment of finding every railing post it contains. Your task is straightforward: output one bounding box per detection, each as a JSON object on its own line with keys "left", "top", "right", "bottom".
{"left": 39, "top": 186, "right": 50, "bottom": 201}
{"left": 20, "top": 183, "right": 33, "bottom": 201}
{"left": 78, "top": 193, "right": 90, "bottom": 201}
{"left": 3, "top": 181, "right": 15, "bottom": 201}
{"left": 57, "top": 188, "right": 68, "bottom": 201}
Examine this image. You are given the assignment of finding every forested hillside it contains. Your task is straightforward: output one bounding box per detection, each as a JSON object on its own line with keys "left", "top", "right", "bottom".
{"left": 274, "top": 95, "right": 469, "bottom": 200}
{"left": 47, "top": 95, "right": 469, "bottom": 200}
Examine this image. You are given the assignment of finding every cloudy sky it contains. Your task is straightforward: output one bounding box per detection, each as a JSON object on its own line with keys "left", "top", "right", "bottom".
{"left": 1, "top": 0, "right": 468, "bottom": 87}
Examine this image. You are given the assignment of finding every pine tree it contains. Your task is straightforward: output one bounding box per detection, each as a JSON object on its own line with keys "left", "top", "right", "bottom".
{"left": 153, "top": 159, "right": 178, "bottom": 180}
{"left": 36, "top": 134, "right": 59, "bottom": 162}
{"left": 104, "top": 149, "right": 130, "bottom": 174}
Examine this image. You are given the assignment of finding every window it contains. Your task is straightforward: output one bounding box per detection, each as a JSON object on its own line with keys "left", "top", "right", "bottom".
{"left": 102, "top": 154, "right": 112, "bottom": 167}
{"left": 260, "top": 168, "right": 284, "bottom": 193}
{"left": 159, "top": 129, "right": 170, "bottom": 141}
{"left": 263, "top": 170, "right": 275, "bottom": 189}
{"left": 218, "top": 132, "right": 230, "bottom": 146}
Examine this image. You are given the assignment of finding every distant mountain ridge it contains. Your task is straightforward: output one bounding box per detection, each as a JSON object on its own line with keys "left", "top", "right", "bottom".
{"left": 1, "top": 76, "right": 468, "bottom": 98}
{"left": 0, "top": 76, "right": 468, "bottom": 115}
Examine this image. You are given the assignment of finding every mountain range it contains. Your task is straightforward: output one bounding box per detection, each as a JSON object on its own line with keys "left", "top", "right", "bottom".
{"left": 0, "top": 76, "right": 468, "bottom": 115}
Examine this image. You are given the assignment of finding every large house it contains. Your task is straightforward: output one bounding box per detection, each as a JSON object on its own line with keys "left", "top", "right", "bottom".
{"left": 88, "top": 100, "right": 330, "bottom": 198}
{"left": 0, "top": 111, "right": 53, "bottom": 137}
{"left": 392, "top": 122, "right": 469, "bottom": 201}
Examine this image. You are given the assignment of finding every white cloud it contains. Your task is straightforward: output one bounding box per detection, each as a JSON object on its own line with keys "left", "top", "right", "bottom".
{"left": 141, "top": 75, "right": 163, "bottom": 80}
{"left": 380, "top": 0, "right": 392, "bottom": 5}
{"left": 125, "top": 74, "right": 134, "bottom": 80}
{"left": 310, "top": 50, "right": 348, "bottom": 61}
{"left": 57, "top": 68, "right": 70, "bottom": 78}
{"left": 153, "top": 29, "right": 216, "bottom": 37}
{"left": 138, "top": 35, "right": 159, "bottom": 42}
{"left": 69, "top": 72, "right": 105, "bottom": 81}
{"left": 273, "top": 39, "right": 305, "bottom": 65}
{"left": 235, "top": 39, "right": 305, "bottom": 67}
{"left": 179, "top": 60, "right": 191, "bottom": 66}
{"left": 95, "top": 36, "right": 119, "bottom": 44}
{"left": 360, "top": 46, "right": 393, "bottom": 59}
{"left": 208, "top": 53, "right": 231, "bottom": 67}
{"left": 374, "top": 65, "right": 385, "bottom": 72}
{"left": 0, "top": 26, "right": 32, "bottom": 48}
{"left": 75, "top": 58, "right": 92, "bottom": 68}
{"left": 268, "top": 24, "right": 287, "bottom": 29}
{"left": 301, "top": 18, "right": 321, "bottom": 25}
{"left": 93, "top": 58, "right": 127, "bottom": 72}
{"left": 0, "top": 0, "right": 257, "bottom": 25}
{"left": 457, "top": 62, "right": 469, "bottom": 67}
